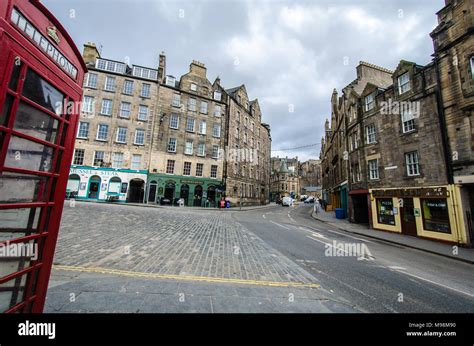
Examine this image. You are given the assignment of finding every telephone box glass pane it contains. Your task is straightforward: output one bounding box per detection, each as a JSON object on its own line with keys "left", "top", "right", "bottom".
{"left": 5, "top": 136, "right": 54, "bottom": 172}
{"left": 0, "top": 208, "right": 42, "bottom": 242}
{"left": 0, "top": 274, "right": 28, "bottom": 312}
{"left": 8, "top": 60, "right": 22, "bottom": 91}
{"left": 0, "top": 172, "right": 49, "bottom": 203}
{"left": 0, "top": 240, "right": 36, "bottom": 279}
{"left": 22, "top": 69, "right": 64, "bottom": 115}
{"left": 0, "top": 94, "right": 14, "bottom": 126}
{"left": 13, "top": 102, "right": 59, "bottom": 143}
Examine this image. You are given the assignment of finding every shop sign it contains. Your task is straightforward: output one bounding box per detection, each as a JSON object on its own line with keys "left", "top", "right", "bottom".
{"left": 71, "top": 168, "right": 119, "bottom": 177}
{"left": 372, "top": 187, "right": 447, "bottom": 198}
{"left": 180, "top": 180, "right": 200, "bottom": 185}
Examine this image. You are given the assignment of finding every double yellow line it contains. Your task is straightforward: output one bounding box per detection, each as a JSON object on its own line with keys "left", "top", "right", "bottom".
{"left": 53, "top": 265, "right": 320, "bottom": 289}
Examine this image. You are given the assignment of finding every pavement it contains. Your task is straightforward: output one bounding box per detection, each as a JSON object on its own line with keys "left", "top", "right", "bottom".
{"left": 68, "top": 198, "right": 277, "bottom": 212}
{"left": 46, "top": 269, "right": 356, "bottom": 313}
{"left": 45, "top": 201, "right": 474, "bottom": 313}
{"left": 311, "top": 206, "right": 474, "bottom": 264}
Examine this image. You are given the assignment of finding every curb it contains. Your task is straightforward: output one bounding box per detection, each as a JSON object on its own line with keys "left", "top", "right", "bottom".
{"left": 310, "top": 211, "right": 474, "bottom": 265}
{"left": 69, "top": 199, "right": 277, "bottom": 212}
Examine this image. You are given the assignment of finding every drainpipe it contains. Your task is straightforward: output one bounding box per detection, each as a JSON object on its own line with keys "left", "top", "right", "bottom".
{"left": 433, "top": 54, "right": 454, "bottom": 184}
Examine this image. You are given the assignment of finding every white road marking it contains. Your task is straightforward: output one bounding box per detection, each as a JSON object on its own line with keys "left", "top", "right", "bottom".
{"left": 262, "top": 214, "right": 266, "bottom": 219}
{"left": 269, "top": 220, "right": 290, "bottom": 230}
{"left": 388, "top": 266, "right": 406, "bottom": 271}
{"left": 302, "top": 225, "right": 375, "bottom": 244}
{"left": 390, "top": 268, "right": 474, "bottom": 298}
{"left": 305, "top": 235, "right": 332, "bottom": 247}
{"left": 288, "top": 213, "right": 296, "bottom": 223}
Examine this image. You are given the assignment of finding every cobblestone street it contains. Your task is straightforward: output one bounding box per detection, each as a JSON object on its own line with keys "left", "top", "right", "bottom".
{"left": 45, "top": 201, "right": 474, "bottom": 313}
{"left": 53, "top": 202, "right": 316, "bottom": 284}
{"left": 46, "top": 202, "right": 357, "bottom": 313}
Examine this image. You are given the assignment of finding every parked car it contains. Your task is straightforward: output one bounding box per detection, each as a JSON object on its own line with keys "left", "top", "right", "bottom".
{"left": 300, "top": 195, "right": 308, "bottom": 202}
{"left": 282, "top": 196, "right": 294, "bottom": 207}
{"left": 304, "top": 196, "right": 315, "bottom": 203}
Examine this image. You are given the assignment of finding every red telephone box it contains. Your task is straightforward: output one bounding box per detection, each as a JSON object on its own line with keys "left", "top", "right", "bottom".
{"left": 0, "top": 0, "right": 86, "bottom": 312}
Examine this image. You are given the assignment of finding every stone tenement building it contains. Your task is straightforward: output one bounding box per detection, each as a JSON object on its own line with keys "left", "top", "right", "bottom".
{"left": 67, "top": 43, "right": 271, "bottom": 207}
{"left": 298, "top": 159, "right": 322, "bottom": 197}
{"left": 224, "top": 85, "right": 272, "bottom": 206}
{"left": 320, "top": 0, "right": 472, "bottom": 245}
{"left": 358, "top": 60, "right": 455, "bottom": 242}
{"left": 69, "top": 42, "right": 160, "bottom": 203}
{"left": 430, "top": 0, "right": 474, "bottom": 244}
{"left": 270, "top": 157, "right": 300, "bottom": 201}
{"left": 321, "top": 61, "right": 393, "bottom": 215}
{"left": 148, "top": 59, "right": 227, "bottom": 207}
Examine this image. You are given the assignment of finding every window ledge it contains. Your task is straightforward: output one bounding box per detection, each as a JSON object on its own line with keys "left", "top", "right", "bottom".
{"left": 401, "top": 129, "right": 417, "bottom": 136}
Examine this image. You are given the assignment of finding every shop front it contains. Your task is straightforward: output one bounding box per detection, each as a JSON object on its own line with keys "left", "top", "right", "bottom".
{"left": 370, "top": 185, "right": 469, "bottom": 245}
{"left": 146, "top": 174, "right": 223, "bottom": 207}
{"left": 67, "top": 166, "right": 148, "bottom": 203}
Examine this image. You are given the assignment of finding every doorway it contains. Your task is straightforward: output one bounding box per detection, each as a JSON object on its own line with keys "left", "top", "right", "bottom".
{"left": 88, "top": 176, "right": 101, "bottom": 199}
{"left": 148, "top": 181, "right": 157, "bottom": 203}
{"left": 164, "top": 182, "right": 175, "bottom": 200}
{"left": 207, "top": 185, "right": 216, "bottom": 207}
{"left": 194, "top": 185, "right": 203, "bottom": 206}
{"left": 401, "top": 198, "right": 417, "bottom": 236}
{"left": 127, "top": 179, "right": 145, "bottom": 203}
{"left": 180, "top": 184, "right": 190, "bottom": 205}
{"left": 352, "top": 194, "right": 369, "bottom": 224}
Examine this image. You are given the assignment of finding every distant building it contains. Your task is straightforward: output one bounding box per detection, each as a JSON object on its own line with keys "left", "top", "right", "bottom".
{"left": 299, "top": 159, "right": 322, "bottom": 196}
{"left": 224, "top": 85, "right": 271, "bottom": 206}
{"left": 270, "top": 157, "right": 300, "bottom": 200}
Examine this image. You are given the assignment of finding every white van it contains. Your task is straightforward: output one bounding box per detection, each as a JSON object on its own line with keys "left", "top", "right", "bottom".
{"left": 282, "top": 196, "right": 293, "bottom": 207}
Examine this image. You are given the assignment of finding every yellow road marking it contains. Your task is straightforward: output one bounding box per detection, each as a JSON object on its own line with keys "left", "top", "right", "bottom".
{"left": 52, "top": 265, "right": 320, "bottom": 289}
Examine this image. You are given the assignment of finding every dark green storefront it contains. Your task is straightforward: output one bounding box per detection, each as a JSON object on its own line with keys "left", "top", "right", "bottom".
{"left": 146, "top": 174, "right": 224, "bottom": 207}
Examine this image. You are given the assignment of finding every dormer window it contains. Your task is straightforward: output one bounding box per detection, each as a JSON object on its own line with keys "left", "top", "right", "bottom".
{"left": 166, "top": 76, "right": 176, "bottom": 87}
{"left": 190, "top": 83, "right": 197, "bottom": 91}
{"left": 364, "top": 92, "right": 375, "bottom": 112}
{"left": 398, "top": 72, "right": 411, "bottom": 94}
{"left": 214, "top": 91, "right": 221, "bottom": 101}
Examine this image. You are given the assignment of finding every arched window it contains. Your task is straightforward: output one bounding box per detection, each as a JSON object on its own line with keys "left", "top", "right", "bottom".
{"left": 108, "top": 176, "right": 122, "bottom": 194}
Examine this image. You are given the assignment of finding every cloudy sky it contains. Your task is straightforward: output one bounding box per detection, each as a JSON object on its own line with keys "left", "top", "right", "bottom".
{"left": 44, "top": 0, "right": 444, "bottom": 161}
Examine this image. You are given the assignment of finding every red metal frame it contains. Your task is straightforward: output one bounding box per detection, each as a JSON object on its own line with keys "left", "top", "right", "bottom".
{"left": 0, "top": 0, "right": 86, "bottom": 313}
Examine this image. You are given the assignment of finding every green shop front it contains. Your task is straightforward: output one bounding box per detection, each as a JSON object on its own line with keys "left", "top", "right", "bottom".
{"left": 146, "top": 174, "right": 224, "bottom": 207}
